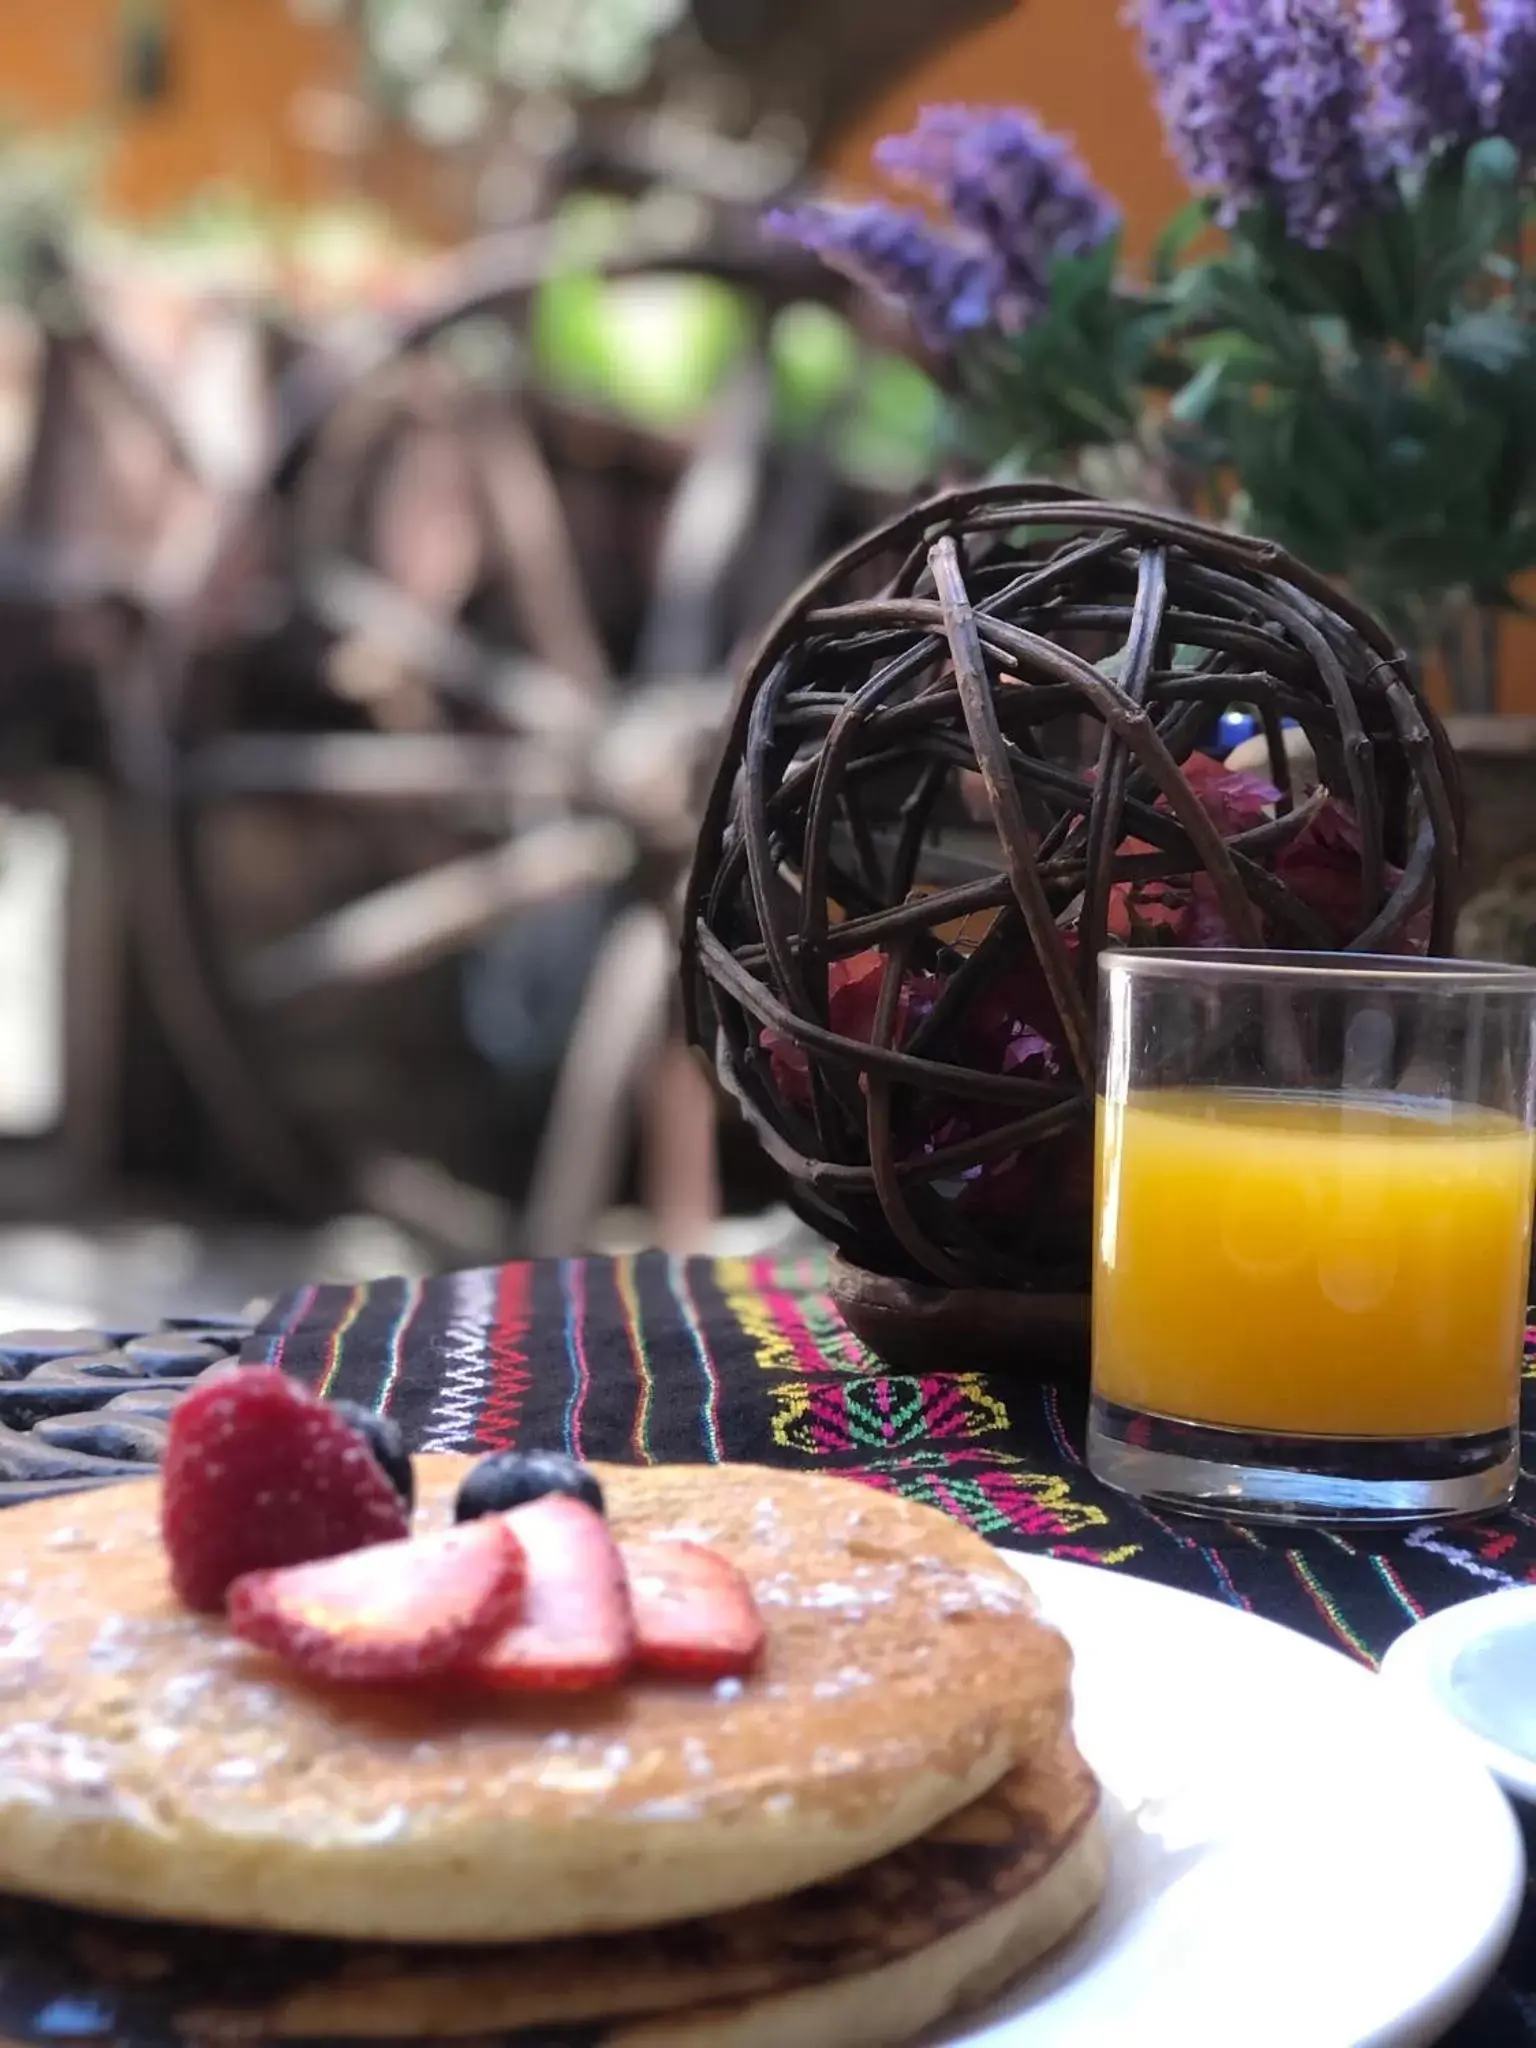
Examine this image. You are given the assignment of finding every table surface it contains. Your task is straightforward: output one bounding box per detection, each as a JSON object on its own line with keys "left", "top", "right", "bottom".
{"left": 248, "top": 1253, "right": 1536, "bottom": 1672}
{"left": 244, "top": 1251, "right": 1536, "bottom": 2048}
{"left": 4, "top": 1249, "right": 1536, "bottom": 2045}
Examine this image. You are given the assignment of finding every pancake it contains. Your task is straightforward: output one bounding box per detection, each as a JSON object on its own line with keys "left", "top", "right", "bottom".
{"left": 604, "top": 1819, "right": 1107, "bottom": 2048}
{"left": 0, "top": 1806, "right": 1103, "bottom": 2048}
{"left": 0, "top": 1738, "right": 1103, "bottom": 2043}
{"left": 0, "top": 1456, "right": 1075, "bottom": 1944}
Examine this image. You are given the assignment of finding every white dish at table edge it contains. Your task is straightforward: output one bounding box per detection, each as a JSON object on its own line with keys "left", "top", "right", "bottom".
{"left": 943, "top": 1556, "right": 1524, "bottom": 2048}
{"left": 1380, "top": 1584, "right": 1536, "bottom": 1805}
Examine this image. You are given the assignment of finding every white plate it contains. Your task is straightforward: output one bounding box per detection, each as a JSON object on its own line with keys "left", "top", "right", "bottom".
{"left": 945, "top": 1557, "right": 1524, "bottom": 2048}
{"left": 1380, "top": 1585, "right": 1536, "bottom": 1806}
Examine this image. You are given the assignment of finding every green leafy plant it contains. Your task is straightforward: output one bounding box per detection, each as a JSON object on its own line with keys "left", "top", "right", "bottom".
{"left": 770, "top": 2, "right": 1536, "bottom": 710}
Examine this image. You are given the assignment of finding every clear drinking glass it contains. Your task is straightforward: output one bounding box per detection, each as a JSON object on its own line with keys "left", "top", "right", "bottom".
{"left": 1088, "top": 951, "right": 1536, "bottom": 1524}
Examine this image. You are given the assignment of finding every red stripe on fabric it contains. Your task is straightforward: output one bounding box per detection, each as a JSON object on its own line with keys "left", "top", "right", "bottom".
{"left": 474, "top": 1262, "right": 534, "bottom": 1451}
{"left": 748, "top": 1255, "right": 863, "bottom": 1374}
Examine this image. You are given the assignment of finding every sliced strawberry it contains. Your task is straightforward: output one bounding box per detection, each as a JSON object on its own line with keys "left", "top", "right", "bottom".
{"left": 162, "top": 1366, "right": 409, "bottom": 1613}
{"left": 228, "top": 1517, "right": 526, "bottom": 1683}
{"left": 622, "top": 1539, "right": 765, "bottom": 1683}
{"left": 468, "top": 1495, "right": 635, "bottom": 1692}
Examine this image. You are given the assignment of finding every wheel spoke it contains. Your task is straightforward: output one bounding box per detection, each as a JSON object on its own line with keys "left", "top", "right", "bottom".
{"left": 523, "top": 903, "right": 674, "bottom": 1257}
{"left": 237, "top": 818, "right": 633, "bottom": 1005}
{"left": 185, "top": 733, "right": 555, "bottom": 803}
{"left": 472, "top": 410, "right": 613, "bottom": 695}
{"left": 305, "top": 559, "right": 600, "bottom": 738}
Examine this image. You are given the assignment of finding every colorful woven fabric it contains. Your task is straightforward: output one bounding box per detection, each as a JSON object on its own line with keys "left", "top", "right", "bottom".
{"left": 231, "top": 1248, "right": 1536, "bottom": 2042}
{"left": 246, "top": 1250, "right": 1536, "bottom": 1674}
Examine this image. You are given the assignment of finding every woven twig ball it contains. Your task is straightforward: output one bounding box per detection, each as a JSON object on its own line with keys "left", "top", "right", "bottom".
{"left": 681, "top": 483, "right": 1462, "bottom": 1293}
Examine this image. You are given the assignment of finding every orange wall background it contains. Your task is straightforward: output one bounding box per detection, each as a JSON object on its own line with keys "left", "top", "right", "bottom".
{"left": 0, "top": 0, "right": 1189, "bottom": 247}
{"left": 0, "top": 0, "right": 459, "bottom": 230}
{"left": 0, "top": 1, "right": 347, "bottom": 210}
{"left": 0, "top": 0, "right": 1530, "bottom": 707}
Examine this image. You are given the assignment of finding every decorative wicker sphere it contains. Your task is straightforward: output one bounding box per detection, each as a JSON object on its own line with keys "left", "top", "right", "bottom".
{"left": 682, "top": 483, "right": 1462, "bottom": 1294}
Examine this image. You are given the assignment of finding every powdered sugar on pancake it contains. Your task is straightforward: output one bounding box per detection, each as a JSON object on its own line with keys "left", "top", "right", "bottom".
{"left": 0, "top": 1458, "right": 1071, "bottom": 1944}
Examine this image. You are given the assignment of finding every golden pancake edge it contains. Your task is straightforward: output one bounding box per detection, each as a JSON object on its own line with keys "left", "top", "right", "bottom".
{"left": 0, "top": 1456, "right": 1078, "bottom": 1944}
{"left": 0, "top": 1733, "right": 1105, "bottom": 2044}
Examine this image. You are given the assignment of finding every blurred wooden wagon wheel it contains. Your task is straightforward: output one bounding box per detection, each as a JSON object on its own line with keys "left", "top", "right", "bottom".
{"left": 110, "top": 207, "right": 910, "bottom": 1259}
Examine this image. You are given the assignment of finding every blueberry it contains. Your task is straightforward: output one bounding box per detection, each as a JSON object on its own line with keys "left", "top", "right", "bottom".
{"left": 331, "top": 1401, "right": 414, "bottom": 1513}
{"left": 454, "top": 1450, "right": 604, "bottom": 1522}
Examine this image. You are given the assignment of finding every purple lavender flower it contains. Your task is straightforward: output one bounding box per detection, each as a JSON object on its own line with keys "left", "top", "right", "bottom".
{"left": 875, "top": 107, "right": 1120, "bottom": 333}
{"left": 1360, "top": 0, "right": 1480, "bottom": 163}
{"left": 763, "top": 202, "right": 998, "bottom": 350}
{"left": 1132, "top": 0, "right": 1210, "bottom": 88}
{"left": 1263, "top": 0, "right": 1388, "bottom": 246}
{"left": 1133, "top": 0, "right": 1277, "bottom": 221}
{"left": 1483, "top": 0, "right": 1536, "bottom": 153}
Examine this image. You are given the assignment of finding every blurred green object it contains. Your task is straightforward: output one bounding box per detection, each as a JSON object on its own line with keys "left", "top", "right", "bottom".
{"left": 768, "top": 301, "right": 943, "bottom": 488}
{"left": 0, "top": 122, "right": 103, "bottom": 305}
{"left": 769, "top": 301, "right": 861, "bottom": 437}
{"left": 835, "top": 351, "right": 943, "bottom": 491}
{"left": 532, "top": 268, "right": 752, "bottom": 429}
{"left": 532, "top": 275, "right": 941, "bottom": 484}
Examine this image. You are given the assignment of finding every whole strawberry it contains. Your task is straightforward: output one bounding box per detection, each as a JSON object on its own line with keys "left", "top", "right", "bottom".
{"left": 162, "top": 1366, "right": 409, "bottom": 1612}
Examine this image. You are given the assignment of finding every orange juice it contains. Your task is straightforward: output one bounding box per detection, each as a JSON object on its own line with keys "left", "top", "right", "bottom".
{"left": 1093, "top": 1090, "right": 1536, "bottom": 1438}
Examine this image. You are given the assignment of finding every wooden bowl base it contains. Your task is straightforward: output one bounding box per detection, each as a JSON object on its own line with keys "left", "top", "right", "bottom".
{"left": 828, "top": 1257, "right": 1089, "bottom": 1378}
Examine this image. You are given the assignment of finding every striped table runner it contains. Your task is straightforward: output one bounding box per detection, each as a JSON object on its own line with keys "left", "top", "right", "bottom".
{"left": 246, "top": 1251, "right": 1536, "bottom": 1675}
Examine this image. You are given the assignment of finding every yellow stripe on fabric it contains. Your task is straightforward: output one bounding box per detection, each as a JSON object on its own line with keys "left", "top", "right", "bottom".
{"left": 317, "top": 1284, "right": 365, "bottom": 1400}
{"left": 617, "top": 1253, "right": 655, "bottom": 1464}
{"left": 1287, "top": 1551, "right": 1377, "bottom": 1667}
{"left": 714, "top": 1256, "right": 807, "bottom": 1377}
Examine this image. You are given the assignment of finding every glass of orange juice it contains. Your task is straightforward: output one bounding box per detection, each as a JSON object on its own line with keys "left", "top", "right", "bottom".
{"left": 1089, "top": 951, "right": 1536, "bottom": 1523}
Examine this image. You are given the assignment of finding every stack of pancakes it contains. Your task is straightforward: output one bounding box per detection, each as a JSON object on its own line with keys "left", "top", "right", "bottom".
{"left": 0, "top": 1456, "right": 1105, "bottom": 2047}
